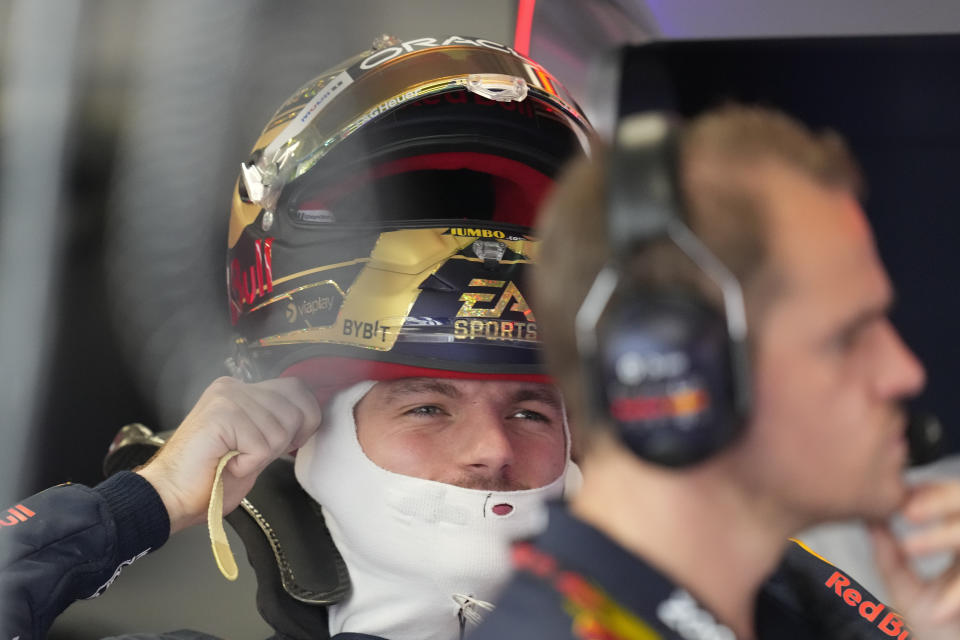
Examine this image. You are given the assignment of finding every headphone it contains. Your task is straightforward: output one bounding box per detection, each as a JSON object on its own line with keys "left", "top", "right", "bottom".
{"left": 575, "top": 113, "right": 752, "bottom": 467}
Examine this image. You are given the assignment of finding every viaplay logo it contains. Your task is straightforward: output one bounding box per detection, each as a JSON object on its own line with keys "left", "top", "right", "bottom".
{"left": 825, "top": 571, "right": 911, "bottom": 638}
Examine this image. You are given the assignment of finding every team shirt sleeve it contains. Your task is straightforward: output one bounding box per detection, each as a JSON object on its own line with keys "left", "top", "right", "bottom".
{"left": 0, "top": 471, "right": 169, "bottom": 640}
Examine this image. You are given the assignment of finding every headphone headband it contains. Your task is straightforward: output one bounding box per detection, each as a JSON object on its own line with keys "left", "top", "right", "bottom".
{"left": 608, "top": 114, "right": 682, "bottom": 257}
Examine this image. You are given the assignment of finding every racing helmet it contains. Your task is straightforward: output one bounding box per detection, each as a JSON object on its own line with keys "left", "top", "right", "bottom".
{"left": 227, "top": 35, "right": 592, "bottom": 396}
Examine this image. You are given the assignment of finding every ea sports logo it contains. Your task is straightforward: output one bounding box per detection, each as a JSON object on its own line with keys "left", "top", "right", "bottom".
{"left": 456, "top": 279, "right": 535, "bottom": 322}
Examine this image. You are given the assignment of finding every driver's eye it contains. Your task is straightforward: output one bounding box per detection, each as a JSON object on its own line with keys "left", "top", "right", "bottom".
{"left": 511, "top": 409, "right": 548, "bottom": 422}
{"left": 406, "top": 405, "right": 444, "bottom": 417}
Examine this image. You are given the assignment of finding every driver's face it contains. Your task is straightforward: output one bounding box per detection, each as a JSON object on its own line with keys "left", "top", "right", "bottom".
{"left": 354, "top": 378, "right": 567, "bottom": 491}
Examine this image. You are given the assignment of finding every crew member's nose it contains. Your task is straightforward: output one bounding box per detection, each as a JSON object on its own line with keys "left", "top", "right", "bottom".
{"left": 873, "top": 320, "right": 926, "bottom": 400}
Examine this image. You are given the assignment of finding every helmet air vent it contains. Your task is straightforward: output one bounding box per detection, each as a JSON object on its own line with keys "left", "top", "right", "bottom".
{"left": 418, "top": 273, "right": 458, "bottom": 293}
{"left": 471, "top": 239, "right": 507, "bottom": 269}
{"left": 465, "top": 74, "right": 528, "bottom": 102}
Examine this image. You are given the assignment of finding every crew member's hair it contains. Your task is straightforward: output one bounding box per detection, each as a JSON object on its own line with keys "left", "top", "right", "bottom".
{"left": 533, "top": 104, "right": 862, "bottom": 449}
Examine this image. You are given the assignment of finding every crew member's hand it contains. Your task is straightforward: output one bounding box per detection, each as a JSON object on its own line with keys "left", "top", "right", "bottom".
{"left": 136, "top": 376, "right": 322, "bottom": 535}
{"left": 871, "top": 480, "right": 960, "bottom": 638}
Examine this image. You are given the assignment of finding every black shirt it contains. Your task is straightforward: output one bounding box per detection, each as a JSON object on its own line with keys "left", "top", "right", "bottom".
{"left": 470, "top": 503, "right": 911, "bottom": 640}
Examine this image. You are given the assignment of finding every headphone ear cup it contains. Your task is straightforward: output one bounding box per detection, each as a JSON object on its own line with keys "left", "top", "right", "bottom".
{"left": 594, "top": 293, "right": 744, "bottom": 467}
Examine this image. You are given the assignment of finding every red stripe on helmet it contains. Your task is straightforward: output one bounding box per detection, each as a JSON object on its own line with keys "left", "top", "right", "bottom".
{"left": 280, "top": 356, "right": 552, "bottom": 407}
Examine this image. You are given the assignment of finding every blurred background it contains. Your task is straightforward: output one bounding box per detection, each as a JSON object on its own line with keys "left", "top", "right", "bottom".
{"left": 2, "top": 0, "right": 959, "bottom": 637}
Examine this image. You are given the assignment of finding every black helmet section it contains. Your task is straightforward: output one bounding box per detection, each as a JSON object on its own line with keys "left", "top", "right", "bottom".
{"left": 275, "top": 90, "right": 583, "bottom": 229}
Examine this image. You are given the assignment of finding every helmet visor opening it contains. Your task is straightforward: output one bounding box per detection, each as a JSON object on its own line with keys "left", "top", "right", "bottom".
{"left": 290, "top": 151, "right": 552, "bottom": 229}
{"left": 307, "top": 168, "right": 498, "bottom": 223}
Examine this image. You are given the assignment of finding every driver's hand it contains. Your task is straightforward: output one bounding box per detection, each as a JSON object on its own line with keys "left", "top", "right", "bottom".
{"left": 136, "top": 376, "right": 322, "bottom": 534}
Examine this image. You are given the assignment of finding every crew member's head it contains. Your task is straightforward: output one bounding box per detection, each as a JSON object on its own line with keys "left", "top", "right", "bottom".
{"left": 225, "top": 36, "right": 591, "bottom": 639}
{"left": 536, "top": 104, "right": 925, "bottom": 528}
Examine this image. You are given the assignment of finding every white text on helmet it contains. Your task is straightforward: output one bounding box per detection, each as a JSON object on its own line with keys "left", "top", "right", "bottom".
{"left": 359, "top": 36, "right": 520, "bottom": 71}
{"left": 352, "top": 90, "right": 419, "bottom": 129}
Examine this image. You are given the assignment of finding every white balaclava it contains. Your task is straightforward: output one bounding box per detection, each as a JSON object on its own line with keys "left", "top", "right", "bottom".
{"left": 294, "top": 380, "right": 578, "bottom": 640}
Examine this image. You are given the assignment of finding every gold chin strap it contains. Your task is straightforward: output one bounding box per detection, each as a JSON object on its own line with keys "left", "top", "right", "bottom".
{"left": 208, "top": 450, "right": 241, "bottom": 581}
